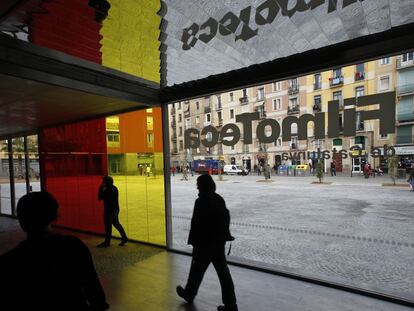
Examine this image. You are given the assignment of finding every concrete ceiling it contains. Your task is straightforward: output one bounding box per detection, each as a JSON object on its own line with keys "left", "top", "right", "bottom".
{"left": 0, "top": 72, "right": 149, "bottom": 138}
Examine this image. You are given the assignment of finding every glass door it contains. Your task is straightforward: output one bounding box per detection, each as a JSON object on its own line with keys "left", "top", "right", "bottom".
{"left": 27, "top": 135, "right": 41, "bottom": 192}
{"left": 12, "top": 137, "right": 28, "bottom": 208}
{"left": 0, "top": 140, "right": 12, "bottom": 215}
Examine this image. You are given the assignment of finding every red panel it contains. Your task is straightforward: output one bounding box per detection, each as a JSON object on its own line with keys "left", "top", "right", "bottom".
{"left": 39, "top": 118, "right": 108, "bottom": 233}
{"left": 28, "top": 0, "right": 102, "bottom": 64}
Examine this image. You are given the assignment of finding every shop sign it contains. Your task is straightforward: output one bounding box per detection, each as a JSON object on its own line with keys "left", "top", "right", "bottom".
{"left": 394, "top": 146, "right": 414, "bottom": 155}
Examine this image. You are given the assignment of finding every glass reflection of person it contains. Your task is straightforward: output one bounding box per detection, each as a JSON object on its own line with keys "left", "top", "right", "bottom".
{"left": 97, "top": 176, "right": 128, "bottom": 248}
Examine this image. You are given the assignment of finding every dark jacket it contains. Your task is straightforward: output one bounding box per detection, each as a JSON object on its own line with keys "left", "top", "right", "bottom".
{"left": 188, "top": 192, "right": 234, "bottom": 247}
{"left": 98, "top": 184, "right": 119, "bottom": 213}
{"left": 0, "top": 233, "right": 109, "bottom": 311}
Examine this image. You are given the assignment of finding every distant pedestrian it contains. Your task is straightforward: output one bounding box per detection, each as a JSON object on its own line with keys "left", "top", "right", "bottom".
{"left": 264, "top": 163, "right": 271, "bottom": 180}
{"left": 146, "top": 165, "right": 151, "bottom": 177}
{"left": 363, "top": 163, "right": 371, "bottom": 179}
{"left": 0, "top": 192, "right": 109, "bottom": 311}
{"left": 182, "top": 166, "right": 188, "bottom": 181}
{"left": 330, "top": 161, "right": 336, "bottom": 176}
{"left": 408, "top": 169, "right": 414, "bottom": 191}
{"left": 176, "top": 174, "right": 237, "bottom": 311}
{"left": 172, "top": 166, "right": 176, "bottom": 176}
{"left": 97, "top": 176, "right": 128, "bottom": 247}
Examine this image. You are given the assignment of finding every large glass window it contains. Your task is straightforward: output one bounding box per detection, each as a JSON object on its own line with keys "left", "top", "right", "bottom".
{"left": 168, "top": 56, "right": 414, "bottom": 302}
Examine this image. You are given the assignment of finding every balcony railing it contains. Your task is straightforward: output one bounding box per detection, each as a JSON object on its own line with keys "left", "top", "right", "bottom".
{"left": 184, "top": 109, "right": 190, "bottom": 117}
{"left": 314, "top": 83, "right": 321, "bottom": 90}
{"left": 239, "top": 96, "right": 249, "bottom": 105}
{"left": 257, "top": 94, "right": 265, "bottom": 101}
{"left": 397, "top": 84, "right": 414, "bottom": 95}
{"left": 329, "top": 76, "right": 344, "bottom": 87}
{"left": 397, "top": 58, "right": 414, "bottom": 69}
{"left": 288, "top": 85, "right": 299, "bottom": 95}
{"left": 204, "top": 106, "right": 211, "bottom": 113}
{"left": 355, "top": 71, "right": 365, "bottom": 81}
{"left": 313, "top": 104, "right": 321, "bottom": 112}
{"left": 170, "top": 107, "right": 175, "bottom": 115}
{"left": 171, "top": 121, "right": 176, "bottom": 128}
{"left": 287, "top": 106, "right": 300, "bottom": 114}
{"left": 215, "top": 104, "right": 222, "bottom": 111}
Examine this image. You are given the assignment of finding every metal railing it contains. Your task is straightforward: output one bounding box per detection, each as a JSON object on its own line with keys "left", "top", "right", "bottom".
{"left": 329, "top": 76, "right": 344, "bottom": 87}
{"left": 287, "top": 106, "right": 300, "bottom": 114}
{"left": 239, "top": 96, "right": 249, "bottom": 105}
{"left": 397, "top": 84, "right": 414, "bottom": 95}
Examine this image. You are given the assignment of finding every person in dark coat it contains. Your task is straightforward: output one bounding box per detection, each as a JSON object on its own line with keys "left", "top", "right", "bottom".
{"left": 176, "top": 174, "right": 238, "bottom": 311}
{"left": 0, "top": 192, "right": 109, "bottom": 311}
{"left": 97, "top": 176, "right": 128, "bottom": 247}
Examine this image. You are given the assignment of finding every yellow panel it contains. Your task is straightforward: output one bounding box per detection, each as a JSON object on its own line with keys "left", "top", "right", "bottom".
{"left": 101, "top": 0, "right": 161, "bottom": 83}
{"left": 106, "top": 112, "right": 166, "bottom": 246}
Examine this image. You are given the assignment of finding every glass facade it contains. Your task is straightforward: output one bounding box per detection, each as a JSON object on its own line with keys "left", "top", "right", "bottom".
{"left": 39, "top": 108, "right": 166, "bottom": 245}
{"left": 167, "top": 55, "right": 414, "bottom": 301}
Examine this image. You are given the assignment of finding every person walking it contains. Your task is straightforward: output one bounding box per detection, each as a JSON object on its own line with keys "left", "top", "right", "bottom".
{"left": 176, "top": 174, "right": 238, "bottom": 311}
{"left": 408, "top": 168, "right": 414, "bottom": 191}
{"left": 0, "top": 192, "right": 109, "bottom": 311}
{"left": 97, "top": 176, "right": 128, "bottom": 248}
{"left": 330, "top": 161, "right": 336, "bottom": 176}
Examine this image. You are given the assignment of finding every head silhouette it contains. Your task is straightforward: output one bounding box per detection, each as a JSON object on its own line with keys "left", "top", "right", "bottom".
{"left": 102, "top": 175, "right": 114, "bottom": 186}
{"left": 17, "top": 192, "right": 59, "bottom": 234}
{"left": 197, "top": 174, "right": 216, "bottom": 194}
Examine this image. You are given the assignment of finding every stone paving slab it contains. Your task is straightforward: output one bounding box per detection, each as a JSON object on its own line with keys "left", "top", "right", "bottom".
{"left": 170, "top": 174, "right": 414, "bottom": 301}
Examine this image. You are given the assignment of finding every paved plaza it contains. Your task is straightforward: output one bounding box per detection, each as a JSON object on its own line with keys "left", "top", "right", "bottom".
{"left": 170, "top": 173, "right": 414, "bottom": 301}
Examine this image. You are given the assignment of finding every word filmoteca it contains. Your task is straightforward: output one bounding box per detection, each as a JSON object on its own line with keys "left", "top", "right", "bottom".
{"left": 181, "top": 0, "right": 365, "bottom": 50}
{"left": 184, "top": 92, "right": 395, "bottom": 149}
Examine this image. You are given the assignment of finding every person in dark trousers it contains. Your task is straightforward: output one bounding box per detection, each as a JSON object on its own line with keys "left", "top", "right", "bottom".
{"left": 97, "top": 176, "right": 128, "bottom": 247}
{"left": 0, "top": 192, "right": 109, "bottom": 311}
{"left": 330, "top": 161, "right": 336, "bottom": 176}
{"left": 176, "top": 174, "right": 238, "bottom": 311}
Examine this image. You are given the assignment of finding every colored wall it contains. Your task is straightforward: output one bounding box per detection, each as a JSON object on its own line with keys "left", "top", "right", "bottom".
{"left": 100, "top": 0, "right": 161, "bottom": 82}
{"left": 29, "top": 0, "right": 102, "bottom": 64}
{"left": 39, "top": 119, "right": 108, "bottom": 233}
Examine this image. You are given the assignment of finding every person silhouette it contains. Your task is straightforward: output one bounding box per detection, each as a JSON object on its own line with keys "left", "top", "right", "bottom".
{"left": 0, "top": 191, "right": 109, "bottom": 311}
{"left": 176, "top": 174, "right": 238, "bottom": 311}
{"left": 97, "top": 176, "right": 128, "bottom": 247}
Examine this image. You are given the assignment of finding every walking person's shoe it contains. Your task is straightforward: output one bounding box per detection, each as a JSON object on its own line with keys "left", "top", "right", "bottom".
{"left": 96, "top": 242, "right": 110, "bottom": 248}
{"left": 118, "top": 238, "right": 128, "bottom": 246}
{"left": 217, "top": 304, "right": 238, "bottom": 311}
{"left": 176, "top": 285, "right": 194, "bottom": 303}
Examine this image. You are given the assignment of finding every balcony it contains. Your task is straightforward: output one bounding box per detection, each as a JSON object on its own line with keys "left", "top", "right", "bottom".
{"left": 171, "top": 121, "right": 176, "bottom": 128}
{"left": 287, "top": 106, "right": 300, "bottom": 114}
{"left": 355, "top": 71, "right": 365, "bottom": 81}
{"left": 239, "top": 96, "right": 249, "bottom": 105}
{"left": 215, "top": 104, "right": 222, "bottom": 111}
{"left": 397, "top": 83, "right": 414, "bottom": 96}
{"left": 397, "top": 58, "right": 414, "bottom": 69}
{"left": 171, "top": 133, "right": 177, "bottom": 142}
{"left": 313, "top": 104, "right": 321, "bottom": 113}
{"left": 204, "top": 106, "right": 211, "bottom": 113}
{"left": 184, "top": 109, "right": 190, "bottom": 118}
{"left": 288, "top": 85, "right": 299, "bottom": 95}
{"left": 313, "top": 83, "right": 321, "bottom": 90}
{"left": 329, "top": 76, "right": 344, "bottom": 87}
{"left": 170, "top": 107, "right": 176, "bottom": 115}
